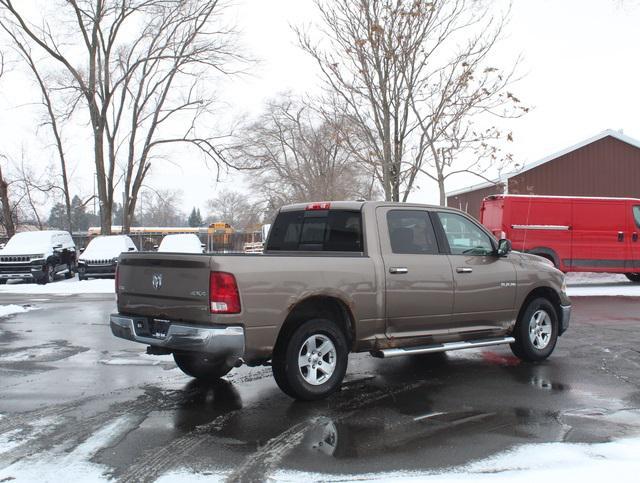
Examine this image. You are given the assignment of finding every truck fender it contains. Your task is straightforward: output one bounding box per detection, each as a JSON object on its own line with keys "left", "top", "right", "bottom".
{"left": 526, "top": 247, "right": 560, "bottom": 269}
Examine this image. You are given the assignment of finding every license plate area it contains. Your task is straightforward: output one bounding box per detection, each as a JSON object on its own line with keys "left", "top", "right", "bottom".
{"left": 133, "top": 318, "right": 171, "bottom": 339}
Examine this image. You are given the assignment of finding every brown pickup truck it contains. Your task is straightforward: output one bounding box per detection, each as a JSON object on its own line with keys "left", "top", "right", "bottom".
{"left": 110, "top": 201, "right": 571, "bottom": 400}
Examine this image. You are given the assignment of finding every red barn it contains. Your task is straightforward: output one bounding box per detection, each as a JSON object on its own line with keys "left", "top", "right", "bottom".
{"left": 446, "top": 129, "right": 640, "bottom": 219}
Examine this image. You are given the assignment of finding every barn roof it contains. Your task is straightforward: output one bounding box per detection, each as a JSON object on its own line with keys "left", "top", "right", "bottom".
{"left": 446, "top": 129, "right": 640, "bottom": 197}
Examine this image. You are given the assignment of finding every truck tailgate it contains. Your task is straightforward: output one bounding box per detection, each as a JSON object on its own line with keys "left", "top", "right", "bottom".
{"left": 117, "top": 253, "right": 212, "bottom": 323}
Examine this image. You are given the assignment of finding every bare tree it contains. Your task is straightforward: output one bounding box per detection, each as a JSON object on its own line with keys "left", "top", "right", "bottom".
{"left": 1, "top": 27, "right": 74, "bottom": 231}
{"left": 0, "top": 0, "right": 244, "bottom": 234}
{"left": 206, "top": 190, "right": 261, "bottom": 231}
{"left": 137, "top": 188, "right": 184, "bottom": 227}
{"left": 297, "top": 0, "right": 524, "bottom": 204}
{"left": 0, "top": 53, "right": 15, "bottom": 237}
{"left": 231, "top": 96, "right": 378, "bottom": 217}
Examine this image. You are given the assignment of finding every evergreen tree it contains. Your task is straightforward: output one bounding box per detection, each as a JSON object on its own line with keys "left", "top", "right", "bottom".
{"left": 188, "top": 207, "right": 203, "bottom": 227}
{"left": 48, "top": 203, "right": 67, "bottom": 229}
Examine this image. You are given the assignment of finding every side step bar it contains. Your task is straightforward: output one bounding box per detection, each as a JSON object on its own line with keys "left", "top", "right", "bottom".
{"left": 373, "top": 336, "right": 515, "bottom": 358}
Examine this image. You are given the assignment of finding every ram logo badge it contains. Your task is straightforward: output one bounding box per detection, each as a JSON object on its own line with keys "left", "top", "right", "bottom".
{"left": 152, "top": 273, "right": 163, "bottom": 290}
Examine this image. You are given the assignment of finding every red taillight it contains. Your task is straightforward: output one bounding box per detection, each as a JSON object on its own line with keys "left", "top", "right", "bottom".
{"left": 306, "top": 202, "right": 331, "bottom": 211}
{"left": 209, "top": 271, "right": 241, "bottom": 314}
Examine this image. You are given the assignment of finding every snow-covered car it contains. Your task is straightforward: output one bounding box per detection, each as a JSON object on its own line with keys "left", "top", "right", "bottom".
{"left": 0, "top": 230, "right": 77, "bottom": 285}
{"left": 157, "top": 234, "right": 205, "bottom": 253}
{"left": 78, "top": 235, "right": 137, "bottom": 280}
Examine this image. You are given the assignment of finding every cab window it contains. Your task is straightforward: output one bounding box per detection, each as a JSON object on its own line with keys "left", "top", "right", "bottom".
{"left": 267, "top": 210, "right": 363, "bottom": 252}
{"left": 634, "top": 206, "right": 640, "bottom": 229}
{"left": 437, "top": 212, "right": 494, "bottom": 256}
{"left": 386, "top": 210, "right": 438, "bottom": 254}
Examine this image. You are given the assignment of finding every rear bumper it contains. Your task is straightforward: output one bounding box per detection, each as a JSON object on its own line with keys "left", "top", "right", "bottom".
{"left": 559, "top": 304, "right": 571, "bottom": 335}
{"left": 110, "top": 314, "right": 245, "bottom": 364}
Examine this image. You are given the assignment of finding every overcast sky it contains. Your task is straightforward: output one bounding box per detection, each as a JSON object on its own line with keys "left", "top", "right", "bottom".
{"left": 1, "top": 0, "right": 639, "bottom": 217}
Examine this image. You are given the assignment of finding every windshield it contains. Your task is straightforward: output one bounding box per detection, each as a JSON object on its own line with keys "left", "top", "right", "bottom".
{"left": 158, "top": 234, "right": 203, "bottom": 253}
{"left": 2, "top": 231, "right": 53, "bottom": 252}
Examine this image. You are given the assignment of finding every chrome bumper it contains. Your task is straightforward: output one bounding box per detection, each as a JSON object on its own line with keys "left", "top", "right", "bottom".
{"left": 559, "top": 304, "right": 571, "bottom": 335}
{"left": 110, "top": 314, "right": 245, "bottom": 365}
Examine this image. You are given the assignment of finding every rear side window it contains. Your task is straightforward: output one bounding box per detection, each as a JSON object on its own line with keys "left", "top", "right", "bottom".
{"left": 267, "top": 210, "right": 363, "bottom": 252}
{"left": 634, "top": 206, "right": 640, "bottom": 229}
{"left": 386, "top": 210, "right": 439, "bottom": 254}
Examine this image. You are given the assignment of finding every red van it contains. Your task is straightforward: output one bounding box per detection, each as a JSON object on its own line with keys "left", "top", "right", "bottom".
{"left": 480, "top": 195, "right": 640, "bottom": 282}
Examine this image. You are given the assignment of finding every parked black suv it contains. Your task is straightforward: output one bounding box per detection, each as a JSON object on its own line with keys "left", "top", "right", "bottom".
{"left": 0, "top": 230, "right": 77, "bottom": 284}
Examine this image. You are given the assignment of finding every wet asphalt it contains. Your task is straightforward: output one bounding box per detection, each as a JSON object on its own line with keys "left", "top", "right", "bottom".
{"left": 0, "top": 293, "right": 639, "bottom": 482}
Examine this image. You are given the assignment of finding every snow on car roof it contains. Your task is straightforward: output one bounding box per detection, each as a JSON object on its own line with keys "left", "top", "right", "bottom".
{"left": 2, "top": 231, "right": 59, "bottom": 252}
{"left": 158, "top": 233, "right": 203, "bottom": 253}
{"left": 81, "top": 235, "right": 134, "bottom": 258}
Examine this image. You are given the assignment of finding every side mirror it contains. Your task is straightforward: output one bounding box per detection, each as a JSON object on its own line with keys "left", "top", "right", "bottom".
{"left": 80, "top": 247, "right": 85, "bottom": 253}
{"left": 153, "top": 244, "right": 159, "bottom": 250}
{"left": 497, "top": 238, "right": 512, "bottom": 257}
{"left": 128, "top": 247, "right": 136, "bottom": 251}
{"left": 53, "top": 243, "right": 63, "bottom": 251}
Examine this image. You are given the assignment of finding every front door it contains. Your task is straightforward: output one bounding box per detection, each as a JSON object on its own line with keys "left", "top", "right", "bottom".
{"left": 434, "top": 211, "right": 517, "bottom": 333}
{"left": 377, "top": 207, "right": 454, "bottom": 339}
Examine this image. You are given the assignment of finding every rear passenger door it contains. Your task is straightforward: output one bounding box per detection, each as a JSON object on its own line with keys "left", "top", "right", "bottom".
{"left": 377, "top": 207, "right": 454, "bottom": 339}
{"left": 434, "top": 211, "right": 517, "bottom": 333}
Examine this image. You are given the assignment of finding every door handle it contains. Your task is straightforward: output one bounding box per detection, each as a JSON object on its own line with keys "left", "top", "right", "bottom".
{"left": 618, "top": 231, "right": 624, "bottom": 242}
{"left": 456, "top": 267, "right": 473, "bottom": 273}
{"left": 389, "top": 267, "right": 408, "bottom": 274}
{"left": 633, "top": 232, "right": 638, "bottom": 242}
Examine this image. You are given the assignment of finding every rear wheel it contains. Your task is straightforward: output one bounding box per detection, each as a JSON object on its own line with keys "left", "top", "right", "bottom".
{"left": 173, "top": 352, "right": 233, "bottom": 381}
{"left": 626, "top": 273, "right": 640, "bottom": 283}
{"left": 272, "top": 318, "right": 349, "bottom": 401}
{"left": 510, "top": 297, "right": 559, "bottom": 362}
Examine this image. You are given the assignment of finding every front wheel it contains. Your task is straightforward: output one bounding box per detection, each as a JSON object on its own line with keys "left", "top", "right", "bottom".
{"left": 65, "top": 263, "right": 75, "bottom": 279}
{"left": 272, "top": 318, "right": 349, "bottom": 401}
{"left": 173, "top": 352, "right": 233, "bottom": 381}
{"left": 37, "top": 264, "right": 55, "bottom": 285}
{"left": 626, "top": 273, "right": 640, "bottom": 283}
{"left": 510, "top": 297, "right": 559, "bottom": 362}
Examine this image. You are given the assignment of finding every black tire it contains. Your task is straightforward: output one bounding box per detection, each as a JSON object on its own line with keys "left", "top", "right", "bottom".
{"left": 0, "top": 280, "right": 6, "bottom": 285}
{"left": 272, "top": 318, "right": 349, "bottom": 401}
{"left": 37, "top": 264, "right": 55, "bottom": 285}
{"left": 626, "top": 273, "right": 640, "bottom": 283}
{"left": 510, "top": 297, "right": 559, "bottom": 362}
{"left": 173, "top": 352, "right": 233, "bottom": 381}
{"left": 78, "top": 275, "right": 86, "bottom": 281}
{"left": 65, "top": 263, "right": 75, "bottom": 279}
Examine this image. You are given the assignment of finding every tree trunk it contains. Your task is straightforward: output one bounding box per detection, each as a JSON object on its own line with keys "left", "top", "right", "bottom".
{"left": 438, "top": 176, "right": 446, "bottom": 206}
{"left": 93, "top": 128, "right": 112, "bottom": 235}
{"left": 0, "top": 165, "right": 15, "bottom": 237}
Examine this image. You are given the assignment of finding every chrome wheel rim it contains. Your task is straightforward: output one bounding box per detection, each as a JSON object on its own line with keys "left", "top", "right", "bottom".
{"left": 529, "top": 309, "right": 552, "bottom": 350}
{"left": 298, "top": 334, "right": 336, "bottom": 386}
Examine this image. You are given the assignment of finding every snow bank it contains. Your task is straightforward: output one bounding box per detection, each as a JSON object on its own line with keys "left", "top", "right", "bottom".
{"left": 0, "top": 278, "right": 114, "bottom": 295}
{"left": 0, "top": 304, "right": 37, "bottom": 317}
{"left": 565, "top": 272, "right": 640, "bottom": 297}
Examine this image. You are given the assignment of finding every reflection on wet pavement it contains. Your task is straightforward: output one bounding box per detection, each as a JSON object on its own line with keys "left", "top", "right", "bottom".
{"left": 0, "top": 295, "right": 639, "bottom": 481}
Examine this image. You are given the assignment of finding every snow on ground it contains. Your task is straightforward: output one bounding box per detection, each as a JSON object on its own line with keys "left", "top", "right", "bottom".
{"left": 0, "top": 304, "right": 37, "bottom": 317}
{"left": 565, "top": 272, "right": 640, "bottom": 297}
{"left": 0, "top": 415, "right": 138, "bottom": 483}
{"left": 0, "top": 277, "right": 114, "bottom": 295}
{"left": 272, "top": 436, "right": 640, "bottom": 483}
